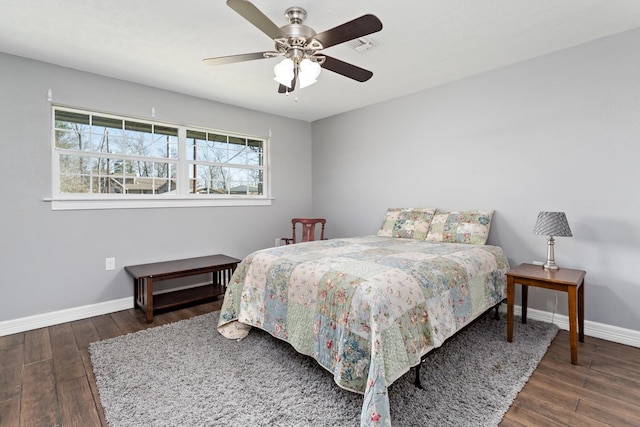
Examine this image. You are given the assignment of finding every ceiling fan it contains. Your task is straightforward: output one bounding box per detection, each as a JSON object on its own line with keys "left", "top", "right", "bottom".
{"left": 203, "top": 0, "right": 383, "bottom": 93}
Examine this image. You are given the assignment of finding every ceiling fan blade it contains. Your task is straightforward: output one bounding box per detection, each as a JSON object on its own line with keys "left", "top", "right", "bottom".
{"left": 321, "top": 55, "right": 373, "bottom": 82}
{"left": 226, "top": 0, "right": 286, "bottom": 40}
{"left": 314, "top": 14, "right": 382, "bottom": 49}
{"left": 203, "top": 52, "right": 276, "bottom": 66}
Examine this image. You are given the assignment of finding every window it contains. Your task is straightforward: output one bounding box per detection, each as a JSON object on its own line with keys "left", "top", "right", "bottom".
{"left": 51, "top": 107, "right": 269, "bottom": 209}
{"left": 186, "top": 130, "right": 264, "bottom": 196}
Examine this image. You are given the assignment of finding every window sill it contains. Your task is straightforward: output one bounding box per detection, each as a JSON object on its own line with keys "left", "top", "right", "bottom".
{"left": 44, "top": 196, "right": 273, "bottom": 211}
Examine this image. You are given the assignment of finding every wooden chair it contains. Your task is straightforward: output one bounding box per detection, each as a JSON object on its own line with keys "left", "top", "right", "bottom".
{"left": 281, "top": 218, "right": 326, "bottom": 245}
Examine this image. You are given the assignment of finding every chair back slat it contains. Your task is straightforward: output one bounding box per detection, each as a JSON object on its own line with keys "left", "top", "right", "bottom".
{"left": 289, "top": 218, "right": 326, "bottom": 244}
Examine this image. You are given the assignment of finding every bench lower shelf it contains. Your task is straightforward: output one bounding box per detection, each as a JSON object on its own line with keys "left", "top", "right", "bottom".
{"left": 153, "top": 283, "right": 226, "bottom": 312}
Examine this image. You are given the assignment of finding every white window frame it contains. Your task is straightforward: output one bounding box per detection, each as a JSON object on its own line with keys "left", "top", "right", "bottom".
{"left": 47, "top": 106, "right": 271, "bottom": 210}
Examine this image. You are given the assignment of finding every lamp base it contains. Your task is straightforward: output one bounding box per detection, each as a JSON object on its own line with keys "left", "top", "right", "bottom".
{"left": 544, "top": 236, "right": 560, "bottom": 270}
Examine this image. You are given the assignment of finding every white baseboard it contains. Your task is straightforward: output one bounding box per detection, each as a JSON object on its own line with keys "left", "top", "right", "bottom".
{"left": 0, "top": 281, "right": 215, "bottom": 337}
{"left": 505, "top": 305, "right": 640, "bottom": 349}
{"left": 2, "top": 299, "right": 639, "bottom": 349}
{"left": 0, "top": 297, "right": 133, "bottom": 337}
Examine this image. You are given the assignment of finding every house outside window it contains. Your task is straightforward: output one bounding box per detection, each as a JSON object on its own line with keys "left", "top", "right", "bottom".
{"left": 51, "top": 107, "right": 269, "bottom": 210}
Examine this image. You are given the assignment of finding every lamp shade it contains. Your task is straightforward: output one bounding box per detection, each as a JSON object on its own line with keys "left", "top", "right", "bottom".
{"left": 533, "top": 211, "right": 572, "bottom": 237}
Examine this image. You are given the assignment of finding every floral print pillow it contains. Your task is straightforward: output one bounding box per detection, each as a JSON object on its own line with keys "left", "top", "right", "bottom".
{"left": 377, "top": 208, "right": 436, "bottom": 239}
{"left": 426, "top": 209, "right": 494, "bottom": 245}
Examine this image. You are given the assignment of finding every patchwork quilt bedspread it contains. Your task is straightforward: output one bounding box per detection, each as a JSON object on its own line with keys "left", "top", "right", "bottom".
{"left": 218, "top": 235, "right": 509, "bottom": 426}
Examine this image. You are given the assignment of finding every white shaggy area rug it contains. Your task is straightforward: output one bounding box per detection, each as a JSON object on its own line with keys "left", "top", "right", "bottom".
{"left": 89, "top": 310, "right": 558, "bottom": 427}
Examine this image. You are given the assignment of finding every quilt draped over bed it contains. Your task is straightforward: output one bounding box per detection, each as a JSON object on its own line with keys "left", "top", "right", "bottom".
{"left": 218, "top": 235, "right": 509, "bottom": 426}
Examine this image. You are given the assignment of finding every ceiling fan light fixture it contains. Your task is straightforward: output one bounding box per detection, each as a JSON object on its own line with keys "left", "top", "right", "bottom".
{"left": 298, "top": 58, "right": 321, "bottom": 88}
{"left": 208, "top": 1, "right": 383, "bottom": 94}
{"left": 274, "top": 58, "right": 295, "bottom": 88}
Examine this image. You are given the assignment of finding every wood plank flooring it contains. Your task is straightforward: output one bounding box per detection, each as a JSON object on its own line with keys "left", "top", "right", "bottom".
{"left": 1, "top": 302, "right": 639, "bottom": 426}
{"left": 501, "top": 330, "right": 640, "bottom": 426}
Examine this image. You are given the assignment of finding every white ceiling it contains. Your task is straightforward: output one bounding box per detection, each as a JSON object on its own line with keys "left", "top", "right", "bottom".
{"left": 2, "top": 0, "right": 640, "bottom": 122}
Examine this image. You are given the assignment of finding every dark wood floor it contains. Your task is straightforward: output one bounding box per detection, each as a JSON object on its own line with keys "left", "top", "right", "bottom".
{"left": 1, "top": 301, "right": 639, "bottom": 426}
{"left": 500, "top": 329, "right": 640, "bottom": 426}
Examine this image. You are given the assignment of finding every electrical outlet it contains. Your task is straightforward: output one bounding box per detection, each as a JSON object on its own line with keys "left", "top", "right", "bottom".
{"left": 105, "top": 257, "right": 116, "bottom": 270}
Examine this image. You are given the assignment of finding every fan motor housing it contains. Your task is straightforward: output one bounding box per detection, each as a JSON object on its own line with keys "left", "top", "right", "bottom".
{"left": 282, "top": 23, "right": 316, "bottom": 40}
{"left": 280, "top": 7, "right": 317, "bottom": 49}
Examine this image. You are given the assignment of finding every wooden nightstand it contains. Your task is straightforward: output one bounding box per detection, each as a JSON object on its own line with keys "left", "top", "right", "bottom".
{"left": 506, "top": 263, "right": 586, "bottom": 364}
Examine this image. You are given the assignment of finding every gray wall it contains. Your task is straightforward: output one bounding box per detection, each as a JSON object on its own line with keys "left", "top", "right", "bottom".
{"left": 3, "top": 27, "right": 640, "bottom": 333}
{"left": 0, "top": 53, "right": 313, "bottom": 322}
{"left": 311, "top": 28, "right": 640, "bottom": 331}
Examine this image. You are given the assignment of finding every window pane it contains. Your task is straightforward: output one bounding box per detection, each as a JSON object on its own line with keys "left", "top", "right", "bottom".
{"left": 209, "top": 133, "right": 228, "bottom": 144}
{"left": 201, "top": 133, "right": 227, "bottom": 162}
{"left": 227, "top": 167, "right": 262, "bottom": 194}
{"left": 155, "top": 125, "right": 177, "bottom": 137}
{"left": 190, "top": 177, "right": 220, "bottom": 194}
{"left": 186, "top": 130, "right": 206, "bottom": 140}
{"left": 93, "top": 134, "right": 123, "bottom": 154}
{"left": 59, "top": 174, "right": 90, "bottom": 193}
{"left": 247, "top": 139, "right": 263, "bottom": 166}
{"left": 98, "top": 176, "right": 124, "bottom": 194}
{"left": 92, "top": 157, "right": 121, "bottom": 175}
{"left": 124, "top": 121, "right": 153, "bottom": 156}
{"left": 91, "top": 116, "right": 123, "bottom": 153}
{"left": 210, "top": 136, "right": 228, "bottom": 162}
{"left": 55, "top": 129, "right": 76, "bottom": 149}
{"left": 93, "top": 116, "right": 122, "bottom": 130}
{"left": 127, "top": 160, "right": 154, "bottom": 177}
{"left": 228, "top": 136, "right": 245, "bottom": 146}
{"left": 153, "top": 125, "right": 178, "bottom": 159}
{"left": 210, "top": 175, "right": 228, "bottom": 194}
{"left": 60, "top": 154, "right": 89, "bottom": 175}
{"left": 56, "top": 110, "right": 89, "bottom": 126}
{"left": 227, "top": 144, "right": 248, "bottom": 165}
{"left": 55, "top": 111, "right": 93, "bottom": 151}
{"left": 153, "top": 162, "right": 176, "bottom": 179}
{"left": 186, "top": 130, "right": 206, "bottom": 161}
{"left": 189, "top": 164, "right": 227, "bottom": 194}
{"left": 55, "top": 128, "right": 90, "bottom": 150}
{"left": 208, "top": 134, "right": 228, "bottom": 160}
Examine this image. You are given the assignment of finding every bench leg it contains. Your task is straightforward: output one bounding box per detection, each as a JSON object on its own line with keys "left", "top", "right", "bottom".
{"left": 145, "top": 278, "right": 154, "bottom": 323}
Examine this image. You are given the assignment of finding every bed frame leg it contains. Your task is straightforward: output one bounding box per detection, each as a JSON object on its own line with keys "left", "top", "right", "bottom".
{"left": 494, "top": 299, "right": 505, "bottom": 320}
{"left": 414, "top": 363, "right": 423, "bottom": 389}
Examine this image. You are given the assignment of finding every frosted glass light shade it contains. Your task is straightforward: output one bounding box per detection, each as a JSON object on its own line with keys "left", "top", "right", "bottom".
{"left": 274, "top": 58, "right": 294, "bottom": 88}
{"left": 299, "top": 58, "right": 321, "bottom": 88}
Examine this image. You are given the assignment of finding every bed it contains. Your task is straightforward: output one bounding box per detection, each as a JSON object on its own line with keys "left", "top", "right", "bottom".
{"left": 218, "top": 209, "right": 509, "bottom": 426}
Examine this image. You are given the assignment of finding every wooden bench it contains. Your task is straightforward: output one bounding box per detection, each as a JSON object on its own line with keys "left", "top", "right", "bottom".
{"left": 125, "top": 254, "right": 240, "bottom": 323}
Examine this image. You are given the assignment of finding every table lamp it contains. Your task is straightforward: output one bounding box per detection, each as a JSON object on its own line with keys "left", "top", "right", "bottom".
{"left": 533, "top": 211, "right": 572, "bottom": 270}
